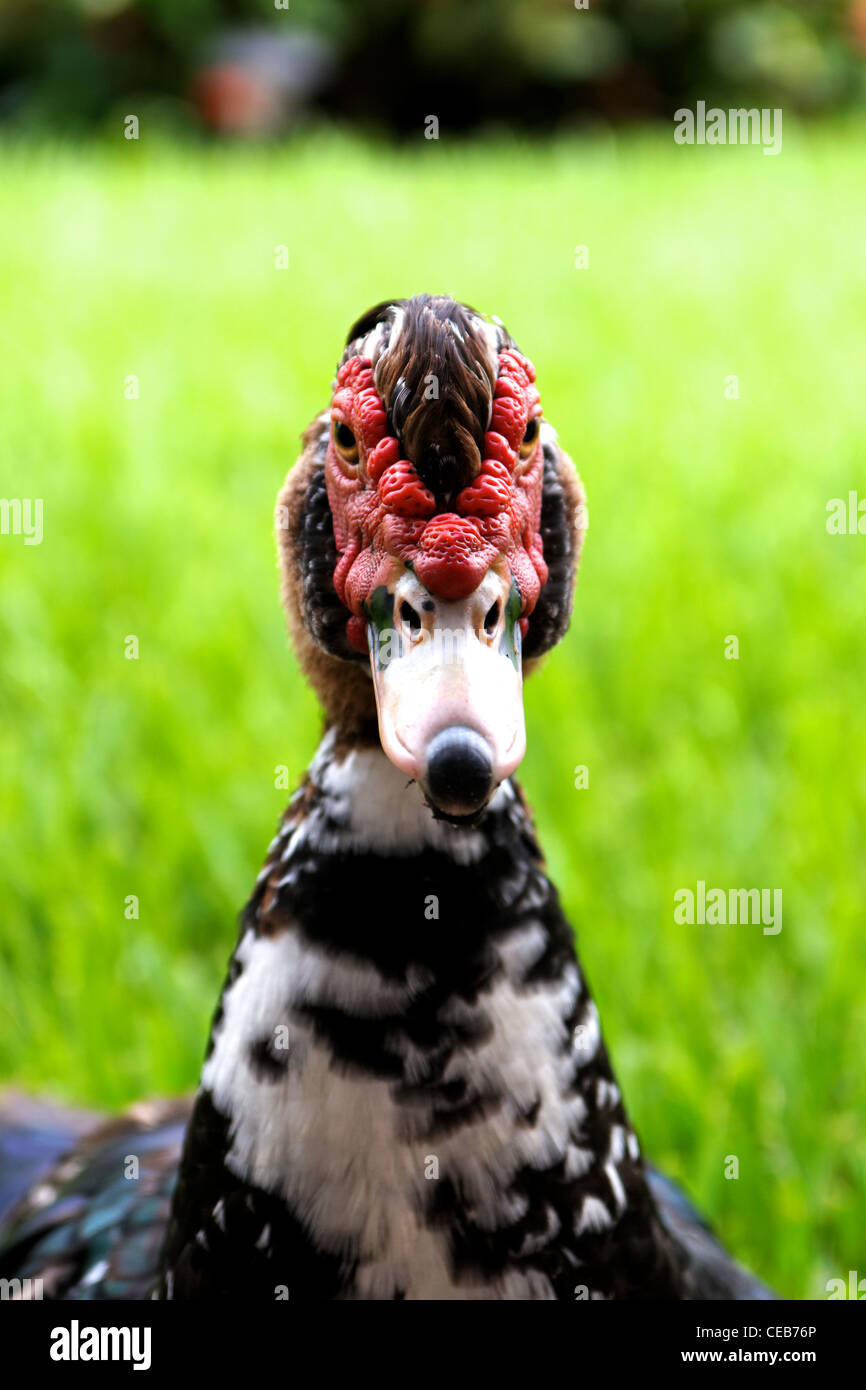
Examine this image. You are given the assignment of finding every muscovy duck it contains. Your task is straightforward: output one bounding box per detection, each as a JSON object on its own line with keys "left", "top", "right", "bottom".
{"left": 0, "top": 295, "right": 775, "bottom": 1300}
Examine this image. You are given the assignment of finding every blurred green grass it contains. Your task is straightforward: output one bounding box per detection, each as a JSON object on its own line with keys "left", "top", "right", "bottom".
{"left": 0, "top": 127, "right": 864, "bottom": 1299}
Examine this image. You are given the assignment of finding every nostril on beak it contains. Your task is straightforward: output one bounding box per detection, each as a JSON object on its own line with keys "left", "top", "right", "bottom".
{"left": 425, "top": 726, "right": 494, "bottom": 818}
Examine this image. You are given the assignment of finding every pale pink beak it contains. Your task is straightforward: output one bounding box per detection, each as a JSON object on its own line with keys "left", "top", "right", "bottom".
{"left": 366, "top": 562, "right": 525, "bottom": 820}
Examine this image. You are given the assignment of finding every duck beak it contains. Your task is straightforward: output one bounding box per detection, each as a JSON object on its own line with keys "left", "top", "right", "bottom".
{"left": 365, "top": 561, "right": 526, "bottom": 820}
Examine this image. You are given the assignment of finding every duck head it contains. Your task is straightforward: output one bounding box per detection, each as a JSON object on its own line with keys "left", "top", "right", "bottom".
{"left": 278, "top": 294, "right": 587, "bottom": 824}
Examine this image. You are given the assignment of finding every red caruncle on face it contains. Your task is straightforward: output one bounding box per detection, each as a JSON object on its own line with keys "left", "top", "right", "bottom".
{"left": 324, "top": 350, "right": 548, "bottom": 654}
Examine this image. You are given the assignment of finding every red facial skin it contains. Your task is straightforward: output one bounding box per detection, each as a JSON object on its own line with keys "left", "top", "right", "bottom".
{"left": 325, "top": 351, "right": 548, "bottom": 654}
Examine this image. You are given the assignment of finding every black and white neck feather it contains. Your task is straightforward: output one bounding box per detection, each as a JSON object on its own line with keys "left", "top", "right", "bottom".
{"left": 156, "top": 732, "right": 690, "bottom": 1300}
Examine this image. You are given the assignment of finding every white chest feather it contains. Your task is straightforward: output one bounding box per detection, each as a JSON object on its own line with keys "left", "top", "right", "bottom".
{"left": 203, "top": 924, "right": 592, "bottom": 1299}
{"left": 201, "top": 740, "right": 628, "bottom": 1300}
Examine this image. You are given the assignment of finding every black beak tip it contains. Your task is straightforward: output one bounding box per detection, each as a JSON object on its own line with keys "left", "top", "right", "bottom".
{"left": 424, "top": 726, "right": 494, "bottom": 819}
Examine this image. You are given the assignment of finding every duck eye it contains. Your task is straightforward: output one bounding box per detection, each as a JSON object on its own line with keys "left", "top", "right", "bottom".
{"left": 333, "top": 421, "right": 359, "bottom": 462}
{"left": 519, "top": 416, "right": 540, "bottom": 460}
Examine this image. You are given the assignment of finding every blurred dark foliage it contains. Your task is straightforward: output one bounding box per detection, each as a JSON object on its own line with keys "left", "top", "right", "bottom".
{"left": 0, "top": 0, "right": 864, "bottom": 136}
